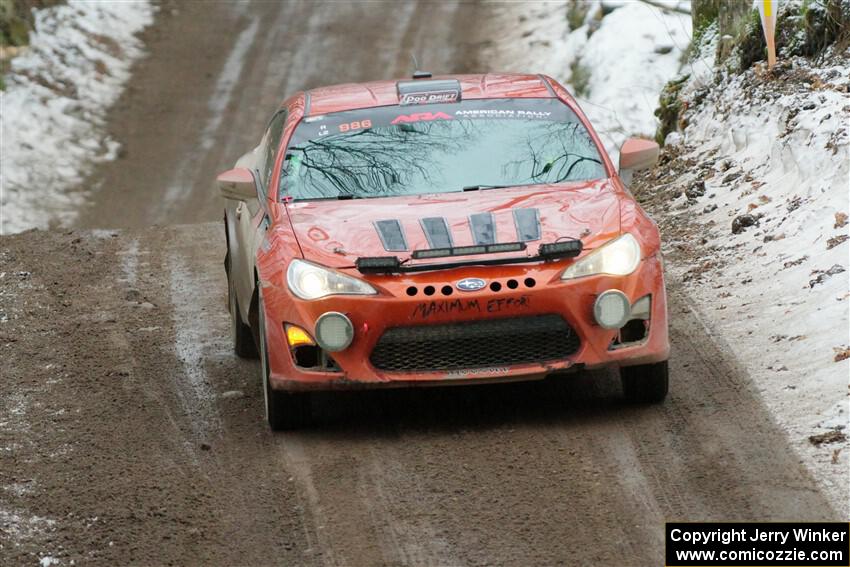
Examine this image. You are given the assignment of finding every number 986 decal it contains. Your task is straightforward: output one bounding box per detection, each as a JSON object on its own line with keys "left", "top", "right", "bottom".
{"left": 338, "top": 119, "right": 372, "bottom": 133}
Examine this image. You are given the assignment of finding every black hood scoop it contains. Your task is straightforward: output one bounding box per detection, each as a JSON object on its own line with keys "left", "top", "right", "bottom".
{"left": 374, "top": 208, "right": 541, "bottom": 252}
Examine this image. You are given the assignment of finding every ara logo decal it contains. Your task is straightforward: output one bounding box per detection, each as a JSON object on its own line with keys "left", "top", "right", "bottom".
{"left": 391, "top": 112, "right": 453, "bottom": 125}
{"left": 456, "top": 278, "right": 486, "bottom": 292}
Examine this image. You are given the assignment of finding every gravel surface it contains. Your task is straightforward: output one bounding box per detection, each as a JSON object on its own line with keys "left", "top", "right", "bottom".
{"left": 0, "top": 225, "right": 838, "bottom": 566}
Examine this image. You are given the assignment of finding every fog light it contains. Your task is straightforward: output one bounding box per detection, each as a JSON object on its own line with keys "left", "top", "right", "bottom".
{"left": 594, "top": 290, "right": 631, "bottom": 329}
{"left": 314, "top": 312, "right": 354, "bottom": 352}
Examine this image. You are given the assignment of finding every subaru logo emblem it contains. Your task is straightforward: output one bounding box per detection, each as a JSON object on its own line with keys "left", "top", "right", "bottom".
{"left": 456, "top": 278, "right": 486, "bottom": 292}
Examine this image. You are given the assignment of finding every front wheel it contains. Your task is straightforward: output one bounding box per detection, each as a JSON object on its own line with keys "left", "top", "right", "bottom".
{"left": 258, "top": 290, "right": 311, "bottom": 430}
{"left": 620, "top": 361, "right": 669, "bottom": 404}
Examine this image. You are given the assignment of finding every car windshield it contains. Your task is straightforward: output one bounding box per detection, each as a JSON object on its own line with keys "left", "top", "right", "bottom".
{"left": 281, "top": 98, "right": 606, "bottom": 200}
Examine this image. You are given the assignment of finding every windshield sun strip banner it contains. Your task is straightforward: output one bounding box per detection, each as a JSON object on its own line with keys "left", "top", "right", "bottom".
{"left": 287, "top": 98, "right": 582, "bottom": 149}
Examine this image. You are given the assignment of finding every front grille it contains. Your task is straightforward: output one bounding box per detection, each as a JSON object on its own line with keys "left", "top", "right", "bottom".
{"left": 370, "top": 314, "right": 580, "bottom": 372}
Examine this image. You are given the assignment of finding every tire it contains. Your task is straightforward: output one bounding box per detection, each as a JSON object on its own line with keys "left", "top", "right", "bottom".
{"left": 226, "top": 252, "right": 258, "bottom": 359}
{"left": 620, "top": 360, "right": 669, "bottom": 404}
{"left": 258, "top": 290, "right": 311, "bottom": 430}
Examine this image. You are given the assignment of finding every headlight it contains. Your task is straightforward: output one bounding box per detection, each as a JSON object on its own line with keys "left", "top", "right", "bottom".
{"left": 561, "top": 234, "right": 641, "bottom": 280}
{"left": 287, "top": 259, "right": 377, "bottom": 300}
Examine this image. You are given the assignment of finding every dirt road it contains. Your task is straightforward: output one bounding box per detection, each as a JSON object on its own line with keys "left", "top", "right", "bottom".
{"left": 0, "top": 2, "right": 842, "bottom": 566}
{"left": 1, "top": 225, "right": 839, "bottom": 566}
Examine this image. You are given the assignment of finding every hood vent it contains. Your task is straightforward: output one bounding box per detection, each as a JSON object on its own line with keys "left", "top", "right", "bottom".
{"left": 374, "top": 219, "right": 408, "bottom": 252}
{"left": 513, "top": 208, "right": 541, "bottom": 242}
{"left": 469, "top": 212, "right": 496, "bottom": 245}
{"left": 374, "top": 207, "right": 542, "bottom": 252}
{"left": 420, "top": 217, "right": 453, "bottom": 249}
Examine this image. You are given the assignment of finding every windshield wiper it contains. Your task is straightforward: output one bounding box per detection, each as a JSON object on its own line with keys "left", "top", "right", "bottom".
{"left": 462, "top": 184, "right": 518, "bottom": 192}
{"left": 287, "top": 194, "right": 360, "bottom": 202}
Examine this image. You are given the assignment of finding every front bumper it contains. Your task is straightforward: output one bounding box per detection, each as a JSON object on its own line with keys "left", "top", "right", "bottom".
{"left": 262, "top": 256, "right": 669, "bottom": 391}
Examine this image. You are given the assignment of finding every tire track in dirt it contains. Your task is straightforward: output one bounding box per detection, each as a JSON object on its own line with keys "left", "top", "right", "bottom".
{"left": 165, "top": 248, "right": 224, "bottom": 441}
{"left": 278, "top": 431, "right": 464, "bottom": 567}
{"left": 0, "top": 228, "right": 312, "bottom": 566}
{"left": 359, "top": 447, "right": 461, "bottom": 566}
{"left": 276, "top": 437, "right": 342, "bottom": 567}
{"left": 158, "top": 15, "right": 261, "bottom": 221}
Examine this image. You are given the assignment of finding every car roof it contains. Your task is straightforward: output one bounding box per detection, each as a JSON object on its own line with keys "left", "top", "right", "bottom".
{"left": 303, "top": 73, "right": 562, "bottom": 116}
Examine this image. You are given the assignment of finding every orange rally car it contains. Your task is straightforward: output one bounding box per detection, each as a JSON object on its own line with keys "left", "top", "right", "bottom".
{"left": 218, "top": 73, "right": 669, "bottom": 429}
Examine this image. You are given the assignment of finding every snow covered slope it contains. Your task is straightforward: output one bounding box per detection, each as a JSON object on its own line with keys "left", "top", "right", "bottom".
{"left": 491, "top": 1, "right": 691, "bottom": 157}
{"left": 0, "top": 1, "right": 154, "bottom": 234}
{"left": 635, "top": 49, "right": 850, "bottom": 513}
{"left": 493, "top": 0, "right": 848, "bottom": 513}
{"left": 562, "top": 0, "right": 691, "bottom": 155}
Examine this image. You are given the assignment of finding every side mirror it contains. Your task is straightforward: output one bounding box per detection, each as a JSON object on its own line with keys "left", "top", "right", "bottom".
{"left": 217, "top": 168, "right": 257, "bottom": 201}
{"left": 619, "top": 138, "right": 660, "bottom": 173}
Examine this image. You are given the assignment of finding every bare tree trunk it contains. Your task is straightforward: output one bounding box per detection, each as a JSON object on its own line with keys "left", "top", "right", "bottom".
{"left": 692, "top": 0, "right": 752, "bottom": 35}
{"left": 692, "top": 0, "right": 753, "bottom": 61}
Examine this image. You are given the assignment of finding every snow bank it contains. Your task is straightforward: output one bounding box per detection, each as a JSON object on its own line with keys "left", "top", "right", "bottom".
{"left": 494, "top": 0, "right": 848, "bottom": 512}
{"left": 566, "top": 1, "right": 691, "bottom": 156}
{"left": 0, "top": 1, "right": 154, "bottom": 234}
{"left": 491, "top": 1, "right": 690, "bottom": 159}
{"left": 652, "top": 51, "right": 850, "bottom": 512}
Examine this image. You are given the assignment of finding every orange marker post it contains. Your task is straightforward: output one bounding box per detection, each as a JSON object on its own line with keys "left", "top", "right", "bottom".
{"left": 758, "top": 0, "right": 778, "bottom": 68}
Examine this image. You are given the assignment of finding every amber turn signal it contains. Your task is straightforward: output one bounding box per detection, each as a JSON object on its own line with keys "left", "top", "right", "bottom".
{"left": 285, "top": 324, "right": 315, "bottom": 347}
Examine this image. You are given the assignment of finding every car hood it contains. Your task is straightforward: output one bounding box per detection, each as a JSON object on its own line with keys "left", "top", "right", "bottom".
{"left": 284, "top": 180, "right": 623, "bottom": 269}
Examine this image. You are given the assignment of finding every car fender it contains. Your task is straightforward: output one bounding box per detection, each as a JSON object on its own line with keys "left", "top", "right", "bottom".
{"left": 224, "top": 146, "right": 262, "bottom": 324}
{"left": 224, "top": 203, "right": 256, "bottom": 324}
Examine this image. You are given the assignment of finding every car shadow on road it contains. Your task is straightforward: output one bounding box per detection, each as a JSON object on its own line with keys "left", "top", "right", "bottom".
{"left": 298, "top": 368, "right": 641, "bottom": 437}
